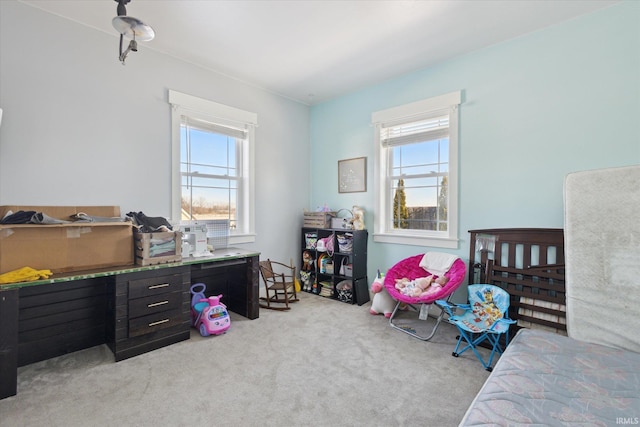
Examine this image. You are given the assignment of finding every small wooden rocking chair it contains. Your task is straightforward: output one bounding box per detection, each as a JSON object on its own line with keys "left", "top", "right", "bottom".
{"left": 259, "top": 259, "right": 299, "bottom": 311}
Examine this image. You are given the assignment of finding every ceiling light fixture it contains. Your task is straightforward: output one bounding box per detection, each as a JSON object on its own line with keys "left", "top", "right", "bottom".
{"left": 112, "top": 0, "right": 154, "bottom": 65}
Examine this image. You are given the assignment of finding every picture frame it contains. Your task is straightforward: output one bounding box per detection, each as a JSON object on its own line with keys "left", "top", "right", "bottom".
{"left": 338, "top": 157, "right": 366, "bottom": 193}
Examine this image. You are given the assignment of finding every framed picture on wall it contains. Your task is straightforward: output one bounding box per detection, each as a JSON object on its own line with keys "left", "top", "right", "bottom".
{"left": 338, "top": 157, "right": 366, "bottom": 193}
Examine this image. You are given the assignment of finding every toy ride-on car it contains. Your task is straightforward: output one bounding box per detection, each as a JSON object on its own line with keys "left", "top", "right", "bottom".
{"left": 190, "top": 283, "right": 231, "bottom": 337}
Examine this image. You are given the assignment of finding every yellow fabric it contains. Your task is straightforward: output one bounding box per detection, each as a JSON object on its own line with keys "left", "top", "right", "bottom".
{"left": 0, "top": 266, "right": 53, "bottom": 284}
{"left": 294, "top": 277, "right": 301, "bottom": 293}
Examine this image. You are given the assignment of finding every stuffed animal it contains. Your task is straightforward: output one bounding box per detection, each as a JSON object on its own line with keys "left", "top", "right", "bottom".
{"left": 302, "top": 250, "right": 314, "bottom": 272}
{"left": 415, "top": 275, "right": 450, "bottom": 297}
{"left": 394, "top": 277, "right": 411, "bottom": 290}
{"left": 395, "top": 277, "right": 421, "bottom": 297}
{"left": 413, "top": 276, "right": 434, "bottom": 295}
{"left": 299, "top": 271, "right": 311, "bottom": 291}
{"left": 395, "top": 275, "right": 450, "bottom": 297}
{"left": 435, "top": 275, "right": 449, "bottom": 286}
{"left": 370, "top": 274, "right": 396, "bottom": 318}
{"left": 351, "top": 206, "right": 365, "bottom": 230}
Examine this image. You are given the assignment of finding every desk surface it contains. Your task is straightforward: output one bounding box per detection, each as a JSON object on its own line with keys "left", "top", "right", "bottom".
{"left": 0, "top": 247, "right": 260, "bottom": 290}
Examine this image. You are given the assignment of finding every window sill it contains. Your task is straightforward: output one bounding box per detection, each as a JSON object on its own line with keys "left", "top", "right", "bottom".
{"left": 373, "top": 232, "right": 459, "bottom": 249}
{"left": 229, "top": 233, "right": 256, "bottom": 245}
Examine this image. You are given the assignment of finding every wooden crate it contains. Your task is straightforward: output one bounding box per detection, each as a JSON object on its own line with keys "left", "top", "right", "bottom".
{"left": 303, "top": 212, "right": 336, "bottom": 228}
{"left": 134, "top": 231, "right": 182, "bottom": 266}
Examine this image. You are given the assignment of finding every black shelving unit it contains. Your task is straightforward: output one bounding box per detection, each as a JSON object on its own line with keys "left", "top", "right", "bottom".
{"left": 300, "top": 227, "right": 369, "bottom": 306}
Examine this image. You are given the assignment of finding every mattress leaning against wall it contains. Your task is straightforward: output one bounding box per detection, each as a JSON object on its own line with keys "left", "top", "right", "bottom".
{"left": 563, "top": 165, "right": 640, "bottom": 353}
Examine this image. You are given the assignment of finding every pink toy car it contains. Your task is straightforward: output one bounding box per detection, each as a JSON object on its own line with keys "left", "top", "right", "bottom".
{"left": 192, "top": 292, "right": 231, "bottom": 337}
{"left": 190, "top": 283, "right": 231, "bottom": 336}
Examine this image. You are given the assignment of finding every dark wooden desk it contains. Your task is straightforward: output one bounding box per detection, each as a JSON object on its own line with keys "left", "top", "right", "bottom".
{"left": 187, "top": 250, "right": 260, "bottom": 321}
{"left": 0, "top": 248, "right": 259, "bottom": 399}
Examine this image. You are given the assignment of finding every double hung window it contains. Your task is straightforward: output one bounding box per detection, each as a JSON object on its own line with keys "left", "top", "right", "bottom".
{"left": 372, "top": 91, "right": 461, "bottom": 248}
{"left": 169, "top": 90, "right": 257, "bottom": 244}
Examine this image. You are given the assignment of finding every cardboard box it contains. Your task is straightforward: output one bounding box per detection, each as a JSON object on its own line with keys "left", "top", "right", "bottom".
{"left": 0, "top": 205, "right": 121, "bottom": 222}
{"left": 0, "top": 205, "right": 133, "bottom": 275}
{"left": 134, "top": 231, "right": 182, "bottom": 266}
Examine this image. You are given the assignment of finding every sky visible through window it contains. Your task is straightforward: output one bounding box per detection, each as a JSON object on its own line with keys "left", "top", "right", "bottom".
{"left": 182, "top": 128, "right": 447, "bottom": 213}
{"left": 181, "top": 127, "right": 237, "bottom": 220}
{"left": 392, "top": 138, "right": 448, "bottom": 207}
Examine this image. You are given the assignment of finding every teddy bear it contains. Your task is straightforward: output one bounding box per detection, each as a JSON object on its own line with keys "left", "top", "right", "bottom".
{"left": 302, "top": 250, "right": 314, "bottom": 272}
{"left": 351, "top": 206, "right": 365, "bottom": 230}
{"left": 369, "top": 274, "right": 396, "bottom": 318}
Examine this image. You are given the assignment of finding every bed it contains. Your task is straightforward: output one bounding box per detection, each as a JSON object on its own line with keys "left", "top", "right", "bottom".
{"left": 460, "top": 328, "right": 640, "bottom": 426}
{"left": 460, "top": 165, "right": 640, "bottom": 426}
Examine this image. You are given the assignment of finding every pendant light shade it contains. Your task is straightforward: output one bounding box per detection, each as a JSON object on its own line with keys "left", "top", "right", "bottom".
{"left": 112, "top": 0, "right": 154, "bottom": 64}
{"left": 112, "top": 16, "right": 155, "bottom": 42}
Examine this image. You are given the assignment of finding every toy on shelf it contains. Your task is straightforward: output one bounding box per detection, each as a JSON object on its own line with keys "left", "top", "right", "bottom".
{"left": 302, "top": 250, "right": 314, "bottom": 272}
{"left": 189, "top": 283, "right": 231, "bottom": 337}
{"left": 351, "top": 206, "right": 365, "bottom": 230}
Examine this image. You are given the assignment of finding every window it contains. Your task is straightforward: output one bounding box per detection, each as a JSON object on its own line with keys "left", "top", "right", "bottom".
{"left": 372, "top": 91, "right": 461, "bottom": 248}
{"left": 169, "top": 90, "right": 257, "bottom": 244}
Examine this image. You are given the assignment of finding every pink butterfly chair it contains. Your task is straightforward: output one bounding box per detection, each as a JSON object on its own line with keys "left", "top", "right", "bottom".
{"left": 384, "top": 253, "right": 467, "bottom": 341}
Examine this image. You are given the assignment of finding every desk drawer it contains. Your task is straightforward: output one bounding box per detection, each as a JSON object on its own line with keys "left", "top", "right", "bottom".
{"left": 128, "top": 308, "right": 185, "bottom": 338}
{"left": 128, "top": 292, "right": 182, "bottom": 318}
{"left": 128, "top": 273, "right": 183, "bottom": 299}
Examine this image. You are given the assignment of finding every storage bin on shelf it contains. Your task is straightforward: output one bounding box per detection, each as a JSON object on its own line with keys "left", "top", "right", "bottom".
{"left": 336, "top": 280, "right": 353, "bottom": 303}
{"left": 134, "top": 230, "right": 182, "bottom": 266}
{"left": 336, "top": 232, "right": 353, "bottom": 252}
{"left": 330, "top": 209, "right": 354, "bottom": 229}
{"left": 303, "top": 212, "right": 336, "bottom": 228}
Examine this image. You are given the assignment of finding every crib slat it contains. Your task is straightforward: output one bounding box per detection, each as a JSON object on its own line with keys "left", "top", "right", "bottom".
{"left": 469, "top": 228, "right": 566, "bottom": 335}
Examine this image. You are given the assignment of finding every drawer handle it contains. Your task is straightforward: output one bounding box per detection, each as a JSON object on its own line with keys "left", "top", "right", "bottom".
{"left": 148, "top": 300, "right": 169, "bottom": 308}
{"left": 148, "top": 319, "right": 170, "bottom": 327}
{"left": 148, "top": 283, "right": 170, "bottom": 290}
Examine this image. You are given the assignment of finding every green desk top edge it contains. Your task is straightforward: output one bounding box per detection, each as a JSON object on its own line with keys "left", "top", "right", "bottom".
{"left": 0, "top": 247, "right": 260, "bottom": 290}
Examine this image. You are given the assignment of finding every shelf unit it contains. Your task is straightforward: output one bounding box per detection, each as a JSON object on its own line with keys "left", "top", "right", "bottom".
{"left": 301, "top": 227, "right": 369, "bottom": 306}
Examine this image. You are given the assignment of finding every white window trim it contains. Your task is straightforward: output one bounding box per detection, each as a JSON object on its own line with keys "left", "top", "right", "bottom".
{"left": 372, "top": 91, "right": 461, "bottom": 249}
{"left": 168, "top": 90, "right": 257, "bottom": 244}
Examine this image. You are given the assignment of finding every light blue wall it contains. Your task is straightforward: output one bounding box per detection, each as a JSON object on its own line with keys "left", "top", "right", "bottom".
{"left": 310, "top": 1, "right": 640, "bottom": 283}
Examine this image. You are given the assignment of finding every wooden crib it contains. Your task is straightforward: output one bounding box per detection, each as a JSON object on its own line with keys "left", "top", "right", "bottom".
{"left": 468, "top": 228, "right": 566, "bottom": 335}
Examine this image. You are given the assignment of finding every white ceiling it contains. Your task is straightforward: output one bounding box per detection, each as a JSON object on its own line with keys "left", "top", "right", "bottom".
{"left": 20, "top": 0, "right": 619, "bottom": 105}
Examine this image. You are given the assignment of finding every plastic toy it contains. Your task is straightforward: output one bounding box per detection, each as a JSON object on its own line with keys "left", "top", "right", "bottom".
{"left": 190, "top": 283, "right": 231, "bottom": 337}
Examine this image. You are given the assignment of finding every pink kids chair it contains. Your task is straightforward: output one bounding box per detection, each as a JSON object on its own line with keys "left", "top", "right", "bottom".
{"left": 384, "top": 253, "right": 466, "bottom": 341}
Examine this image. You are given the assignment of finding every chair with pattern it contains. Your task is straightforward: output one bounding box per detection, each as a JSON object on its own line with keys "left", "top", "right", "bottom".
{"left": 437, "top": 284, "right": 516, "bottom": 371}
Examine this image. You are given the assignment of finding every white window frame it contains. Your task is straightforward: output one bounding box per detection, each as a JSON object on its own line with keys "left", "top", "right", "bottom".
{"left": 169, "top": 90, "right": 257, "bottom": 244}
{"left": 372, "top": 91, "right": 461, "bottom": 248}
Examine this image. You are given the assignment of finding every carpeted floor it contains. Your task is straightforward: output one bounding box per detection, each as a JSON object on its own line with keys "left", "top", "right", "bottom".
{"left": 0, "top": 292, "right": 492, "bottom": 427}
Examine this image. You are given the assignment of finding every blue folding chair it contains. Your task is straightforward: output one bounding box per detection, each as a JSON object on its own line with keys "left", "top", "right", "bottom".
{"left": 437, "top": 284, "right": 516, "bottom": 371}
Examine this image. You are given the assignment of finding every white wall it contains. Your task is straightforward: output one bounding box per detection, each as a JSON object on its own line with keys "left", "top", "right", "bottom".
{"left": 309, "top": 0, "right": 640, "bottom": 287}
{"left": 0, "top": 1, "right": 310, "bottom": 263}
